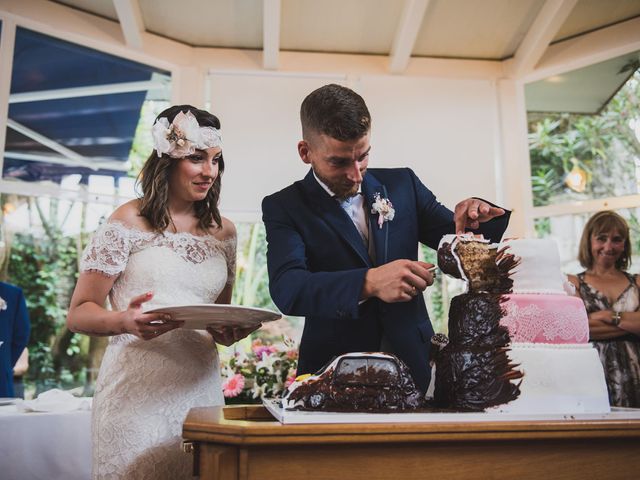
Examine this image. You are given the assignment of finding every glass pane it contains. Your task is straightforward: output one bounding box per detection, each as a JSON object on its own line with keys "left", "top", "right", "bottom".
{"left": 335, "top": 358, "right": 368, "bottom": 384}
{"left": 4, "top": 27, "right": 170, "bottom": 194}
{"left": 527, "top": 69, "right": 640, "bottom": 207}
{"left": 366, "top": 358, "right": 398, "bottom": 385}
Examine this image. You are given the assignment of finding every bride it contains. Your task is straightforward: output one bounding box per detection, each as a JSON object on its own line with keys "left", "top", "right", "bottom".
{"left": 67, "top": 105, "right": 254, "bottom": 479}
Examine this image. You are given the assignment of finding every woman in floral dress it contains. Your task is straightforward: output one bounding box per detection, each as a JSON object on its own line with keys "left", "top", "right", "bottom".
{"left": 568, "top": 210, "right": 640, "bottom": 408}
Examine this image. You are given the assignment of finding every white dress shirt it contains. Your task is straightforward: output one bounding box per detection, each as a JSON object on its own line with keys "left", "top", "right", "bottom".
{"left": 313, "top": 171, "right": 369, "bottom": 247}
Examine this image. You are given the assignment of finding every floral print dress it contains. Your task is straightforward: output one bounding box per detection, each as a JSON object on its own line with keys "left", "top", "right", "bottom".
{"left": 576, "top": 272, "right": 640, "bottom": 408}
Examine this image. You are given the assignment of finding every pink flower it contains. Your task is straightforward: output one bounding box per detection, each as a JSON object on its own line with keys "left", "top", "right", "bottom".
{"left": 253, "top": 344, "right": 278, "bottom": 359}
{"left": 222, "top": 373, "right": 245, "bottom": 398}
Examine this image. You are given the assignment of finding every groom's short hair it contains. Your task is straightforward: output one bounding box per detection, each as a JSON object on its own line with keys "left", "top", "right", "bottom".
{"left": 301, "top": 84, "right": 371, "bottom": 142}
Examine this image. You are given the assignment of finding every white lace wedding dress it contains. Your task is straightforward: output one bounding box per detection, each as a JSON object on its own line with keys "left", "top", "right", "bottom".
{"left": 81, "top": 221, "right": 235, "bottom": 479}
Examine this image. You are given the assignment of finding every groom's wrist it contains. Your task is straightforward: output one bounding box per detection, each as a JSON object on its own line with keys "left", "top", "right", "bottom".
{"left": 361, "top": 268, "right": 377, "bottom": 300}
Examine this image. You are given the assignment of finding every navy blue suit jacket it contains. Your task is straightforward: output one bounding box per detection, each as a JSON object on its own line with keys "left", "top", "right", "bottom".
{"left": 262, "top": 168, "right": 509, "bottom": 392}
{"left": 0, "top": 282, "right": 30, "bottom": 397}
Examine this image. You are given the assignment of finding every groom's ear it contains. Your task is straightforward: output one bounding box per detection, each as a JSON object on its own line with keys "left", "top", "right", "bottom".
{"left": 298, "top": 140, "right": 311, "bottom": 164}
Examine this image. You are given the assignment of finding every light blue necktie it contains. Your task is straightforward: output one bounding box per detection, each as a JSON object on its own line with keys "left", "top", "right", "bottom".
{"left": 338, "top": 194, "right": 369, "bottom": 247}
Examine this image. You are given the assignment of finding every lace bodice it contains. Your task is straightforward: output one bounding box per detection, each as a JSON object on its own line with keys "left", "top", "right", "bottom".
{"left": 82, "top": 221, "right": 234, "bottom": 479}
{"left": 81, "top": 221, "right": 236, "bottom": 312}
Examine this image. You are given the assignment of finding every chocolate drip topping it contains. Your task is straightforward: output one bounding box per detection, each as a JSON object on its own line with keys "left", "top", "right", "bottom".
{"left": 448, "top": 293, "right": 510, "bottom": 347}
{"left": 430, "top": 333, "right": 450, "bottom": 362}
{"left": 286, "top": 355, "right": 425, "bottom": 412}
{"left": 433, "top": 345, "right": 523, "bottom": 411}
{"left": 495, "top": 246, "right": 520, "bottom": 293}
{"left": 433, "top": 237, "right": 525, "bottom": 411}
{"left": 437, "top": 242, "right": 462, "bottom": 278}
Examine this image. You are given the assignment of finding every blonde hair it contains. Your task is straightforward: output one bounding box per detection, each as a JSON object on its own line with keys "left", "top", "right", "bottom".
{"left": 578, "top": 210, "right": 631, "bottom": 270}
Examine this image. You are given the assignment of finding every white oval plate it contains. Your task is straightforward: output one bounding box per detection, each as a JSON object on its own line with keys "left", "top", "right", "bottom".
{"left": 145, "top": 304, "right": 281, "bottom": 330}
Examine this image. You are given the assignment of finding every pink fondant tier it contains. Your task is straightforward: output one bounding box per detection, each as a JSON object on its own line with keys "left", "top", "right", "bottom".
{"left": 499, "top": 294, "right": 589, "bottom": 344}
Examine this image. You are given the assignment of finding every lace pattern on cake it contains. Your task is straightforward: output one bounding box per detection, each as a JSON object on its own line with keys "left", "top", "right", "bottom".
{"left": 81, "top": 221, "right": 236, "bottom": 285}
{"left": 501, "top": 301, "right": 589, "bottom": 343}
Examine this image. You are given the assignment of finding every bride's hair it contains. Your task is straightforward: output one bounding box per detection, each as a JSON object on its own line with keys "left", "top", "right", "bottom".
{"left": 137, "top": 105, "right": 224, "bottom": 233}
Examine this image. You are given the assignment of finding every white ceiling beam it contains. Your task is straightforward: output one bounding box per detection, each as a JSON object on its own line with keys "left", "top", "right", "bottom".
{"left": 4, "top": 151, "right": 129, "bottom": 172}
{"left": 0, "top": 0, "right": 191, "bottom": 73}
{"left": 263, "top": 0, "right": 281, "bottom": 70}
{"left": 8, "top": 80, "right": 167, "bottom": 104}
{"left": 112, "top": 0, "right": 145, "bottom": 50}
{"left": 524, "top": 16, "right": 640, "bottom": 83}
{"left": 0, "top": 179, "right": 132, "bottom": 206}
{"left": 505, "top": 0, "right": 578, "bottom": 79}
{"left": 389, "top": 0, "right": 430, "bottom": 74}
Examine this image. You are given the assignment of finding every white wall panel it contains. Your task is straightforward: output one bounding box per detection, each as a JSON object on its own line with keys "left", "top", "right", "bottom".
{"left": 211, "top": 72, "right": 499, "bottom": 221}
{"left": 209, "top": 72, "right": 346, "bottom": 221}
{"left": 360, "top": 75, "right": 498, "bottom": 209}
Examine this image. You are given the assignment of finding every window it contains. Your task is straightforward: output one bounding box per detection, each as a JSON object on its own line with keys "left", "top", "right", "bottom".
{"left": 525, "top": 53, "right": 640, "bottom": 274}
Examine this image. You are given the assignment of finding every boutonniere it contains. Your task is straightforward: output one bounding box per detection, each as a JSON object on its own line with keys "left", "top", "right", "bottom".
{"left": 371, "top": 193, "right": 395, "bottom": 229}
{"left": 0, "top": 297, "right": 6, "bottom": 311}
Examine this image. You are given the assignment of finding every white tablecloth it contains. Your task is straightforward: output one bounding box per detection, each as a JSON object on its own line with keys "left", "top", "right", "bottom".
{"left": 0, "top": 404, "right": 91, "bottom": 480}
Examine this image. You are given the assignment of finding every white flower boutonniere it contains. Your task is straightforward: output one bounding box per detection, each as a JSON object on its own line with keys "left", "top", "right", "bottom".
{"left": 0, "top": 296, "right": 6, "bottom": 311}
{"left": 371, "top": 193, "right": 395, "bottom": 229}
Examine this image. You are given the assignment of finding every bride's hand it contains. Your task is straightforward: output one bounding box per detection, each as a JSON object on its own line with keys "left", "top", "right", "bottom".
{"left": 123, "top": 292, "right": 184, "bottom": 340}
{"left": 207, "top": 325, "right": 261, "bottom": 346}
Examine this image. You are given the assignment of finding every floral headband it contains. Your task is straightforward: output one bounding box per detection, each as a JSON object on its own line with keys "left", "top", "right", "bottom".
{"left": 151, "top": 110, "right": 222, "bottom": 158}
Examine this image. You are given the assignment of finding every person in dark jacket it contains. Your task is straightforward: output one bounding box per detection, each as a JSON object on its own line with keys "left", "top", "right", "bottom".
{"left": 262, "top": 84, "right": 510, "bottom": 392}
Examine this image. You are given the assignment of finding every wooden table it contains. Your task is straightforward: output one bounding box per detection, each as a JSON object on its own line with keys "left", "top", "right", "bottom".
{"left": 183, "top": 405, "right": 640, "bottom": 480}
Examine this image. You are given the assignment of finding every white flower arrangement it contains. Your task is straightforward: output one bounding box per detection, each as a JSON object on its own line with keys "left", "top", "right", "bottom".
{"left": 371, "top": 193, "right": 395, "bottom": 228}
{"left": 220, "top": 337, "right": 298, "bottom": 404}
{"left": 151, "top": 110, "right": 222, "bottom": 158}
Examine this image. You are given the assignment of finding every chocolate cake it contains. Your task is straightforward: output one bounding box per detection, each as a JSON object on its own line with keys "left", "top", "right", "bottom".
{"left": 278, "top": 235, "right": 610, "bottom": 416}
{"left": 433, "top": 235, "right": 523, "bottom": 411}
{"left": 432, "top": 234, "right": 610, "bottom": 415}
{"left": 282, "top": 352, "right": 425, "bottom": 412}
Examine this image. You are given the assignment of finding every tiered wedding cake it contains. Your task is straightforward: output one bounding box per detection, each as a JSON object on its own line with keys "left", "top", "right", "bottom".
{"left": 433, "top": 235, "right": 610, "bottom": 414}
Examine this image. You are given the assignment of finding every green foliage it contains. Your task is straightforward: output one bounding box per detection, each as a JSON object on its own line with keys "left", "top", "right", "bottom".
{"left": 420, "top": 246, "right": 447, "bottom": 334}
{"left": 3, "top": 196, "right": 87, "bottom": 394}
{"left": 528, "top": 70, "right": 640, "bottom": 206}
{"left": 232, "top": 223, "right": 275, "bottom": 310}
{"left": 8, "top": 230, "right": 84, "bottom": 393}
{"left": 531, "top": 167, "right": 564, "bottom": 207}
{"left": 534, "top": 218, "right": 551, "bottom": 238}
{"left": 128, "top": 100, "right": 169, "bottom": 177}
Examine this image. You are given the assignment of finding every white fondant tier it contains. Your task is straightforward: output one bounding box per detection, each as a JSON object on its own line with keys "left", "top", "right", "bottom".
{"left": 488, "top": 343, "right": 610, "bottom": 414}
{"left": 499, "top": 238, "right": 567, "bottom": 294}
{"left": 500, "top": 294, "right": 589, "bottom": 344}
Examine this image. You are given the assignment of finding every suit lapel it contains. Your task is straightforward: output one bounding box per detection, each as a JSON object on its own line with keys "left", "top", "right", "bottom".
{"left": 299, "top": 170, "right": 372, "bottom": 266}
{"left": 362, "top": 173, "right": 388, "bottom": 266}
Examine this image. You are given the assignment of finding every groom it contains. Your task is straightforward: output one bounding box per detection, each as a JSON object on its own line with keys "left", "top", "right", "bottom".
{"left": 261, "top": 84, "right": 510, "bottom": 392}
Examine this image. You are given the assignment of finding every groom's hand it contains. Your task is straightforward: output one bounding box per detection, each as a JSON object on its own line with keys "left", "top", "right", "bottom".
{"left": 362, "top": 260, "right": 435, "bottom": 303}
{"left": 454, "top": 198, "right": 505, "bottom": 234}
